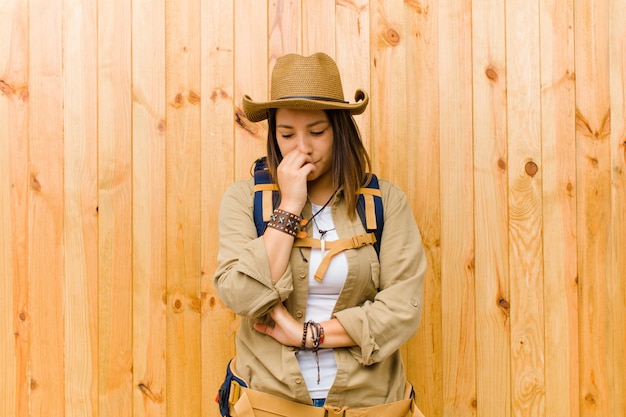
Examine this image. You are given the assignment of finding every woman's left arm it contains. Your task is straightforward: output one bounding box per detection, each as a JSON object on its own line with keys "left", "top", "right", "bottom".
{"left": 333, "top": 182, "right": 427, "bottom": 365}
{"left": 253, "top": 302, "right": 356, "bottom": 348}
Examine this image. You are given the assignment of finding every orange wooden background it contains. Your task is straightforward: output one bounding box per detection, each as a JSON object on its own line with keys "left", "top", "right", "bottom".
{"left": 1, "top": 1, "right": 625, "bottom": 416}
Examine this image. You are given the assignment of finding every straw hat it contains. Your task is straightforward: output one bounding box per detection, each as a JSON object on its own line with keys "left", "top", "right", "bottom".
{"left": 242, "top": 52, "right": 369, "bottom": 122}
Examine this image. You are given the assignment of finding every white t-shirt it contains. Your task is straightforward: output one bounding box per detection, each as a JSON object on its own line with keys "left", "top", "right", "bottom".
{"left": 296, "top": 203, "right": 348, "bottom": 399}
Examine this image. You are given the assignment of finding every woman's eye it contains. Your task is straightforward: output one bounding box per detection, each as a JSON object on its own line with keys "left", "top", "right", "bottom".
{"left": 280, "top": 133, "right": 294, "bottom": 139}
{"left": 310, "top": 129, "right": 325, "bottom": 136}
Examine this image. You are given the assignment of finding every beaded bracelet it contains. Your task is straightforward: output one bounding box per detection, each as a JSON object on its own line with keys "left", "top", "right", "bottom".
{"left": 308, "top": 321, "right": 324, "bottom": 384}
{"left": 300, "top": 321, "right": 309, "bottom": 350}
{"left": 267, "top": 208, "right": 302, "bottom": 237}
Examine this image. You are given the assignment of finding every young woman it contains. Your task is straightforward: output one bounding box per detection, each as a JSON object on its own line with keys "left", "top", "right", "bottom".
{"left": 214, "top": 53, "right": 427, "bottom": 417}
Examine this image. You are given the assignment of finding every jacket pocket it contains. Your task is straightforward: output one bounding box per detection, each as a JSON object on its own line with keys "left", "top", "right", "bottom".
{"left": 370, "top": 261, "right": 381, "bottom": 291}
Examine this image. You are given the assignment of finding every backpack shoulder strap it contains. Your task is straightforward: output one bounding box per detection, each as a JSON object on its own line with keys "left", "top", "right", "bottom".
{"left": 253, "top": 159, "right": 384, "bottom": 254}
{"left": 357, "top": 174, "right": 384, "bottom": 256}
{"left": 252, "top": 157, "right": 280, "bottom": 237}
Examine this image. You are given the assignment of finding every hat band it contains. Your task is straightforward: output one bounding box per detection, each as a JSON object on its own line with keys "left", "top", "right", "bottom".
{"left": 276, "top": 95, "right": 348, "bottom": 104}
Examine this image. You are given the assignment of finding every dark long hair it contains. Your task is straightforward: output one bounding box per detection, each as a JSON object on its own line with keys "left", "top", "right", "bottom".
{"left": 265, "top": 108, "right": 372, "bottom": 219}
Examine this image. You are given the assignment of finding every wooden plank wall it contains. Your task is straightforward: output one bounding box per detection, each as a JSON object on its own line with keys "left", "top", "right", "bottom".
{"left": 1, "top": 1, "right": 624, "bottom": 416}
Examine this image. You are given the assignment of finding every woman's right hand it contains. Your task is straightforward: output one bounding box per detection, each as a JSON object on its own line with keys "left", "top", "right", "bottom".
{"left": 275, "top": 150, "right": 316, "bottom": 214}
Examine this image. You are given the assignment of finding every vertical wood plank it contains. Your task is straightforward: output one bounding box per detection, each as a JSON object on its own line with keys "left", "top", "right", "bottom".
{"left": 539, "top": 1, "right": 579, "bottom": 417}
{"left": 268, "top": 0, "right": 301, "bottom": 102}
{"left": 472, "top": 1, "right": 510, "bottom": 416}
{"left": 98, "top": 0, "right": 133, "bottom": 415}
{"left": 302, "top": 0, "right": 334, "bottom": 56}
{"left": 201, "top": 0, "right": 236, "bottom": 416}
{"left": 336, "top": 0, "right": 371, "bottom": 153}
{"left": 574, "top": 0, "right": 612, "bottom": 415}
{"left": 165, "top": 0, "right": 202, "bottom": 414}
{"left": 269, "top": 0, "right": 301, "bottom": 61}
{"left": 234, "top": 0, "right": 268, "bottom": 179}
{"left": 0, "top": 1, "right": 29, "bottom": 416}
{"left": 132, "top": 0, "right": 167, "bottom": 415}
{"left": 506, "top": 1, "right": 545, "bottom": 416}
{"left": 608, "top": 0, "right": 626, "bottom": 415}
{"left": 28, "top": 0, "right": 65, "bottom": 415}
{"left": 63, "top": 0, "right": 99, "bottom": 415}
{"left": 404, "top": 1, "right": 442, "bottom": 416}
{"left": 370, "top": 0, "right": 408, "bottom": 190}
{"left": 437, "top": 1, "right": 476, "bottom": 415}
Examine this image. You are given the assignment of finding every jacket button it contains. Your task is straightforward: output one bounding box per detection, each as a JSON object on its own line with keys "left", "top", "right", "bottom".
{"left": 295, "top": 310, "right": 303, "bottom": 318}
{"left": 295, "top": 377, "right": 302, "bottom": 384}
{"left": 299, "top": 272, "right": 306, "bottom": 279}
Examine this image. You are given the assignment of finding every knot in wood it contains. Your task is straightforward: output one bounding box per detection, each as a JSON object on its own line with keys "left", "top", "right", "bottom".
{"left": 384, "top": 28, "right": 401, "bottom": 45}
{"left": 0, "top": 79, "right": 15, "bottom": 96}
{"left": 525, "top": 161, "right": 538, "bottom": 177}
{"left": 31, "top": 176, "right": 42, "bottom": 192}
{"left": 171, "top": 93, "right": 184, "bottom": 108}
{"left": 188, "top": 90, "right": 201, "bottom": 105}
{"left": 485, "top": 67, "right": 499, "bottom": 82}
{"left": 172, "top": 297, "right": 183, "bottom": 312}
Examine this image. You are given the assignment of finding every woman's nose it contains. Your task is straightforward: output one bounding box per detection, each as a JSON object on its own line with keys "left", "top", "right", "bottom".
{"left": 296, "top": 135, "right": 312, "bottom": 154}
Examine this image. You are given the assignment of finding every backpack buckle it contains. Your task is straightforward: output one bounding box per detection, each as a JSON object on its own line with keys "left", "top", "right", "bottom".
{"left": 351, "top": 233, "right": 374, "bottom": 248}
{"left": 324, "top": 405, "right": 348, "bottom": 417}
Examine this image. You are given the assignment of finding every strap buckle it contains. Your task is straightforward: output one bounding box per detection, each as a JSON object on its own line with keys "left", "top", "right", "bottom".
{"left": 324, "top": 405, "right": 348, "bottom": 417}
{"left": 351, "top": 233, "right": 375, "bottom": 248}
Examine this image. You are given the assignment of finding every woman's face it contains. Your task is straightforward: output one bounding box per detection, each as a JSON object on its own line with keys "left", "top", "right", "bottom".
{"left": 275, "top": 108, "right": 334, "bottom": 183}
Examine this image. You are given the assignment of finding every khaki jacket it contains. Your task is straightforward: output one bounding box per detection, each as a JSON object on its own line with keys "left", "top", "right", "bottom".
{"left": 214, "top": 176, "right": 427, "bottom": 408}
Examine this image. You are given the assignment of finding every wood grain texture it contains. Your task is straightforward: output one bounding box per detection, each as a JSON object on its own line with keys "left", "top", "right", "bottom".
{"left": 438, "top": 1, "right": 476, "bottom": 415}
{"left": 269, "top": 0, "right": 302, "bottom": 61}
{"left": 370, "top": 0, "right": 408, "bottom": 190}
{"left": 0, "top": 1, "right": 29, "bottom": 416}
{"left": 302, "top": 0, "right": 335, "bottom": 56}
{"left": 539, "top": 1, "right": 579, "bottom": 417}
{"left": 1, "top": 2, "right": 625, "bottom": 417}
{"left": 404, "top": 1, "right": 442, "bottom": 416}
{"left": 201, "top": 1, "right": 237, "bottom": 416}
{"left": 472, "top": 1, "right": 511, "bottom": 416}
{"left": 98, "top": 0, "right": 134, "bottom": 415}
{"left": 165, "top": 0, "right": 202, "bottom": 415}
{"left": 575, "top": 0, "right": 612, "bottom": 415}
{"left": 64, "top": 0, "right": 99, "bottom": 415}
{"left": 336, "top": 0, "right": 371, "bottom": 154}
{"left": 131, "top": 0, "right": 166, "bottom": 416}
{"left": 608, "top": 0, "right": 626, "bottom": 415}
{"left": 506, "top": 1, "right": 545, "bottom": 415}
{"left": 28, "top": 0, "right": 65, "bottom": 415}
{"left": 234, "top": 1, "right": 268, "bottom": 180}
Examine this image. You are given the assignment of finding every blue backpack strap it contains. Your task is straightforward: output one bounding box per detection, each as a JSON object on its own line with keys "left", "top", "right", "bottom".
{"left": 357, "top": 174, "right": 384, "bottom": 256}
{"left": 253, "top": 157, "right": 280, "bottom": 237}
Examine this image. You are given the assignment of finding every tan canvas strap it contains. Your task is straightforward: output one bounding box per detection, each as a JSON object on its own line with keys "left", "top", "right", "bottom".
{"left": 229, "top": 380, "right": 425, "bottom": 417}
{"left": 293, "top": 233, "right": 376, "bottom": 282}
{"left": 253, "top": 183, "right": 280, "bottom": 222}
{"left": 357, "top": 186, "right": 382, "bottom": 231}
{"left": 254, "top": 183, "right": 382, "bottom": 229}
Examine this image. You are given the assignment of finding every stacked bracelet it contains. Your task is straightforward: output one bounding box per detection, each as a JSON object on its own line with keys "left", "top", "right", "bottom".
{"left": 267, "top": 209, "right": 302, "bottom": 237}
{"left": 301, "top": 321, "right": 309, "bottom": 350}
{"left": 309, "top": 321, "right": 324, "bottom": 351}
{"left": 299, "top": 320, "right": 324, "bottom": 384}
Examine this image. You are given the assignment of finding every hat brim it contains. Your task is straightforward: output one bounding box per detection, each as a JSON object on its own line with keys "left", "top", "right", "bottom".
{"left": 243, "top": 89, "right": 369, "bottom": 122}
